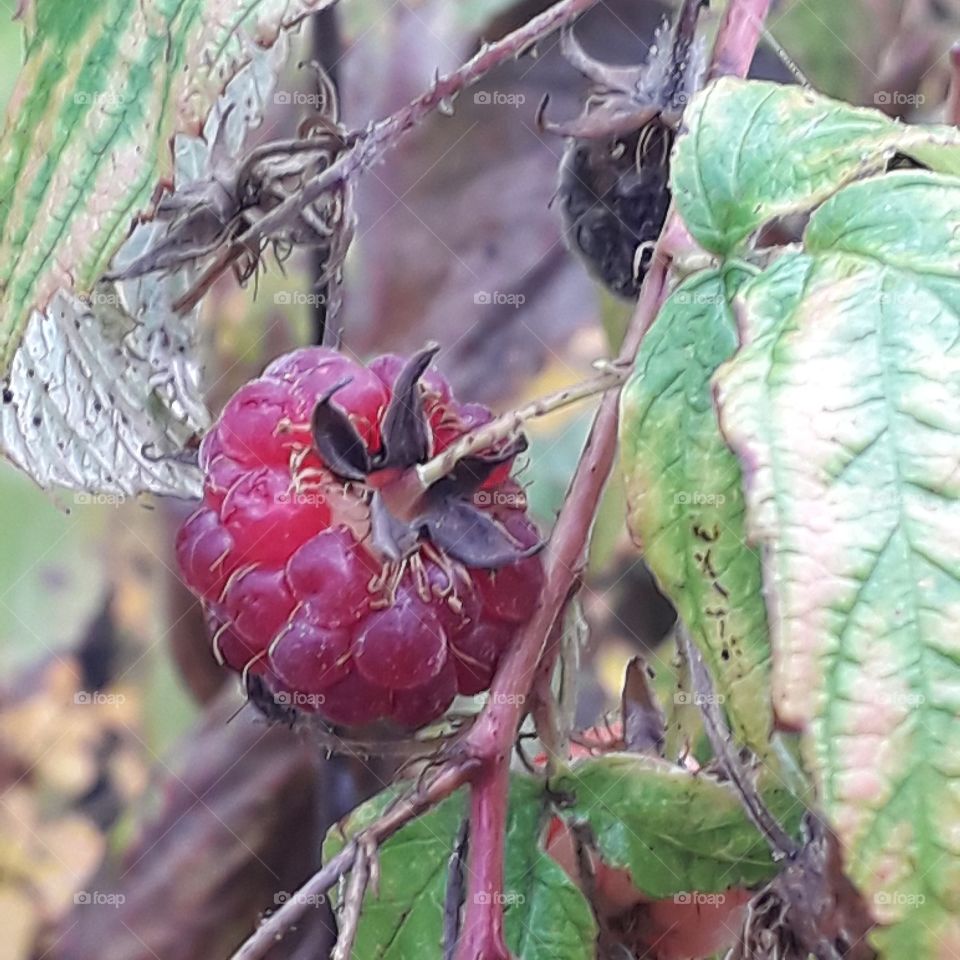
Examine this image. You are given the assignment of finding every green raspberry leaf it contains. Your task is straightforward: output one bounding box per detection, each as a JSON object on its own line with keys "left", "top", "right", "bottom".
{"left": 619, "top": 267, "right": 773, "bottom": 757}
{"left": 716, "top": 171, "right": 960, "bottom": 955}
{"left": 323, "top": 776, "right": 597, "bottom": 960}
{"left": 551, "top": 754, "right": 802, "bottom": 897}
{"left": 672, "top": 78, "right": 960, "bottom": 256}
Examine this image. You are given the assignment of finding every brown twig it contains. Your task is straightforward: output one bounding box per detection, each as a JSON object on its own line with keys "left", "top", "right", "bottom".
{"left": 416, "top": 363, "right": 628, "bottom": 489}
{"left": 176, "top": 0, "right": 602, "bottom": 311}
{"left": 309, "top": 5, "right": 343, "bottom": 346}
{"left": 529, "top": 613, "right": 573, "bottom": 770}
{"left": 236, "top": 843, "right": 357, "bottom": 960}
{"left": 331, "top": 838, "right": 372, "bottom": 960}
{"left": 230, "top": 762, "right": 476, "bottom": 960}
{"left": 682, "top": 634, "right": 874, "bottom": 957}
{"left": 680, "top": 627, "right": 798, "bottom": 859}
{"left": 443, "top": 818, "right": 470, "bottom": 960}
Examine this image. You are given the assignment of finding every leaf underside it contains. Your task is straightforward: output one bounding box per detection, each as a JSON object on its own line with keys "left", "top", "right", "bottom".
{"left": 0, "top": 0, "right": 332, "bottom": 495}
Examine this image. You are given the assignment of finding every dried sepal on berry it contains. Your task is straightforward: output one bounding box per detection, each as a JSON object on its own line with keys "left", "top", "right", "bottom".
{"left": 377, "top": 343, "right": 440, "bottom": 469}
{"left": 310, "top": 377, "right": 372, "bottom": 480}
{"left": 108, "top": 69, "right": 354, "bottom": 316}
{"left": 310, "top": 345, "right": 543, "bottom": 571}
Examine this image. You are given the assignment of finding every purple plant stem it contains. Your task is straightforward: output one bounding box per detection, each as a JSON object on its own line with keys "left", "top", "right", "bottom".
{"left": 463, "top": 252, "right": 669, "bottom": 762}
{"left": 452, "top": 752, "right": 513, "bottom": 960}
{"left": 708, "top": 0, "right": 772, "bottom": 81}
{"left": 445, "top": 250, "right": 670, "bottom": 959}
{"left": 447, "top": 248, "right": 668, "bottom": 956}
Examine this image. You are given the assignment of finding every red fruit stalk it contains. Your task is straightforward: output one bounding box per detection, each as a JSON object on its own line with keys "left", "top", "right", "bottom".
{"left": 177, "top": 346, "right": 544, "bottom": 731}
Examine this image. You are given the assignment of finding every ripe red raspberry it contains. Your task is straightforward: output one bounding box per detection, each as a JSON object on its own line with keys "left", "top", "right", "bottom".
{"left": 177, "top": 345, "right": 544, "bottom": 731}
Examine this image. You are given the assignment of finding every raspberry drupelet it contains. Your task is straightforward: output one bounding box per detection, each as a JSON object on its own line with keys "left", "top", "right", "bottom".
{"left": 177, "top": 346, "right": 544, "bottom": 731}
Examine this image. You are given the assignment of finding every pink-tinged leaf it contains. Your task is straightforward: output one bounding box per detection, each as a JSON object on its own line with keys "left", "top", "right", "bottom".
{"left": 716, "top": 172, "right": 960, "bottom": 956}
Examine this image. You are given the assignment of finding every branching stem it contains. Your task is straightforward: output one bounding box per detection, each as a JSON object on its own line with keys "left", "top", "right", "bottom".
{"left": 176, "top": 0, "right": 603, "bottom": 311}
{"left": 708, "top": 0, "right": 772, "bottom": 82}
{"left": 227, "top": 2, "right": 773, "bottom": 957}
{"left": 230, "top": 761, "right": 476, "bottom": 960}
{"left": 680, "top": 627, "right": 798, "bottom": 860}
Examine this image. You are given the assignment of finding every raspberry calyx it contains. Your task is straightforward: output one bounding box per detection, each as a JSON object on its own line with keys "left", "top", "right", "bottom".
{"left": 312, "top": 344, "right": 536, "bottom": 569}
